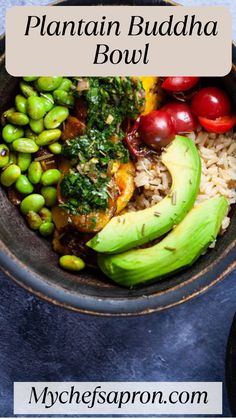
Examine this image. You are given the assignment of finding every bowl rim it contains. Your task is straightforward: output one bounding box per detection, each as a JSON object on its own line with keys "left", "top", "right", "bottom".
{"left": 1, "top": 236, "right": 236, "bottom": 316}
{"left": 0, "top": 1, "right": 236, "bottom": 316}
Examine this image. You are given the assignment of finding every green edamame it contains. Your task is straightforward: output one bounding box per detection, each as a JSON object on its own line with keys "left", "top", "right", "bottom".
{"left": 41, "top": 169, "right": 61, "bottom": 186}
{"left": 25, "top": 128, "right": 38, "bottom": 141}
{"left": 27, "top": 96, "right": 47, "bottom": 120}
{"left": 20, "top": 194, "right": 45, "bottom": 215}
{"left": 40, "top": 93, "right": 54, "bottom": 112}
{"left": 15, "top": 175, "right": 34, "bottom": 195}
{"left": 17, "top": 152, "right": 32, "bottom": 172}
{"left": 41, "top": 186, "right": 57, "bottom": 207}
{"left": 58, "top": 78, "right": 72, "bottom": 92}
{"left": 39, "top": 221, "right": 55, "bottom": 237}
{"left": 15, "top": 95, "right": 27, "bottom": 114}
{"left": 39, "top": 207, "right": 52, "bottom": 222}
{"left": 0, "top": 145, "right": 9, "bottom": 168}
{"left": 29, "top": 118, "right": 44, "bottom": 134}
{"left": 23, "top": 77, "right": 38, "bottom": 82}
{"left": 2, "top": 124, "right": 24, "bottom": 143}
{"left": 0, "top": 164, "right": 21, "bottom": 187}
{"left": 59, "top": 255, "right": 85, "bottom": 272}
{"left": 36, "top": 77, "right": 63, "bottom": 92}
{"left": 36, "top": 129, "right": 61, "bottom": 146}
{"left": 8, "top": 152, "right": 17, "bottom": 165}
{"left": 44, "top": 106, "right": 69, "bottom": 129}
{"left": 53, "top": 90, "right": 75, "bottom": 107}
{"left": 20, "top": 81, "right": 38, "bottom": 98}
{"left": 7, "top": 112, "right": 29, "bottom": 126}
{"left": 26, "top": 211, "right": 42, "bottom": 230}
{"left": 48, "top": 142, "right": 62, "bottom": 155}
{"left": 1, "top": 108, "right": 15, "bottom": 126}
{"left": 12, "top": 138, "right": 39, "bottom": 153}
{"left": 28, "top": 161, "right": 42, "bottom": 184}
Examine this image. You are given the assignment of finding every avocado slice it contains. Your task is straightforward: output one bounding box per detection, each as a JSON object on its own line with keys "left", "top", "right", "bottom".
{"left": 98, "top": 196, "right": 228, "bottom": 287}
{"left": 87, "top": 135, "right": 201, "bottom": 254}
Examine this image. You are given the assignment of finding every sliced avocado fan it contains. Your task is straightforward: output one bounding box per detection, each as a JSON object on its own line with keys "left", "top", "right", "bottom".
{"left": 98, "top": 196, "right": 228, "bottom": 287}
{"left": 87, "top": 135, "right": 201, "bottom": 254}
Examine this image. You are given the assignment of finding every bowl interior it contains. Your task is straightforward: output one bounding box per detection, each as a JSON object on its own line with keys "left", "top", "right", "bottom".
{"left": 0, "top": 1, "right": 236, "bottom": 315}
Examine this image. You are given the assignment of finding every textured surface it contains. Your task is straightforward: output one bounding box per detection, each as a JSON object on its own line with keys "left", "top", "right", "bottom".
{"left": 0, "top": 269, "right": 236, "bottom": 416}
{"left": 0, "top": 0, "right": 236, "bottom": 417}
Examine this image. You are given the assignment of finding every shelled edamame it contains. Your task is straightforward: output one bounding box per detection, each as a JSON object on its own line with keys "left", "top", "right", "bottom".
{"left": 0, "top": 76, "right": 86, "bottom": 272}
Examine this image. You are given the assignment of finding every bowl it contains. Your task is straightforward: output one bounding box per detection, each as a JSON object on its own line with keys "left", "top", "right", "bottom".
{"left": 0, "top": 0, "right": 236, "bottom": 316}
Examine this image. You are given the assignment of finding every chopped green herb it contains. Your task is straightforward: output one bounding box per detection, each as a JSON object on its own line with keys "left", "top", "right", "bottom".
{"left": 60, "top": 171, "right": 110, "bottom": 215}
{"left": 60, "top": 77, "right": 145, "bottom": 215}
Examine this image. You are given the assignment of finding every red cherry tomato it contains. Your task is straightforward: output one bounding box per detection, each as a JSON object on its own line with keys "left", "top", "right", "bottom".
{"left": 139, "top": 110, "right": 175, "bottom": 151}
{"left": 124, "top": 118, "right": 147, "bottom": 158}
{"left": 191, "top": 87, "right": 231, "bottom": 119}
{"left": 162, "top": 102, "right": 198, "bottom": 133}
{"left": 198, "top": 115, "right": 236, "bottom": 133}
{"left": 162, "top": 77, "right": 199, "bottom": 92}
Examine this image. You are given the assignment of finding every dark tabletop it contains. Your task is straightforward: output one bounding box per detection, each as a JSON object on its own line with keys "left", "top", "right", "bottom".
{"left": 0, "top": 268, "right": 236, "bottom": 417}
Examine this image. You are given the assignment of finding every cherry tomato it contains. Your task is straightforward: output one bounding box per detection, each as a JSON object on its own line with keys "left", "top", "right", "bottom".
{"left": 162, "top": 102, "right": 198, "bottom": 133}
{"left": 198, "top": 115, "right": 236, "bottom": 133}
{"left": 162, "top": 77, "right": 199, "bottom": 92}
{"left": 191, "top": 87, "right": 231, "bottom": 119}
{"left": 124, "top": 118, "right": 147, "bottom": 158}
{"left": 139, "top": 110, "right": 175, "bottom": 151}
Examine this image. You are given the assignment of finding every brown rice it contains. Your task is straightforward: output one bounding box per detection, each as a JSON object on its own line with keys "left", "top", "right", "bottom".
{"left": 127, "top": 129, "right": 236, "bottom": 233}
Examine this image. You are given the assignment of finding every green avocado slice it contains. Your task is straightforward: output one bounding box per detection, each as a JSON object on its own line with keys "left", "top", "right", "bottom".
{"left": 98, "top": 196, "right": 228, "bottom": 287}
{"left": 87, "top": 135, "right": 201, "bottom": 254}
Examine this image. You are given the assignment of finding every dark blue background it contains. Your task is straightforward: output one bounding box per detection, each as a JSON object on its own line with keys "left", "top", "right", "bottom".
{"left": 0, "top": 268, "right": 235, "bottom": 417}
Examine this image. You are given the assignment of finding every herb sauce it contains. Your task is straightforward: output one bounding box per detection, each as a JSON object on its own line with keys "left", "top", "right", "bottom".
{"left": 60, "top": 77, "right": 144, "bottom": 215}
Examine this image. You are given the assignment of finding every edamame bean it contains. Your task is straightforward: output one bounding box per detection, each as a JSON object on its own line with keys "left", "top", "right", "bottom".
{"left": 17, "top": 152, "right": 32, "bottom": 172}
{"left": 15, "top": 95, "right": 27, "bottom": 114}
{"left": 41, "top": 186, "right": 57, "bottom": 207}
{"left": 15, "top": 175, "right": 34, "bottom": 195}
{"left": 28, "top": 161, "right": 42, "bottom": 184}
{"left": 44, "top": 106, "right": 69, "bottom": 129}
{"left": 39, "top": 221, "right": 55, "bottom": 237}
{"left": 1, "top": 108, "right": 15, "bottom": 126}
{"left": 0, "top": 164, "right": 21, "bottom": 187}
{"left": 39, "top": 207, "right": 52, "bottom": 222}
{"left": 2, "top": 124, "right": 24, "bottom": 143}
{"left": 36, "top": 77, "right": 63, "bottom": 92}
{"left": 20, "top": 81, "right": 38, "bottom": 98}
{"left": 29, "top": 118, "right": 44, "bottom": 134}
{"left": 48, "top": 142, "right": 62, "bottom": 155}
{"left": 20, "top": 194, "right": 45, "bottom": 215}
{"left": 41, "top": 169, "right": 61, "bottom": 186}
{"left": 26, "top": 211, "right": 42, "bottom": 230}
{"left": 0, "top": 145, "right": 9, "bottom": 168}
{"left": 53, "top": 89, "right": 75, "bottom": 107}
{"left": 58, "top": 78, "right": 72, "bottom": 92}
{"left": 8, "top": 152, "right": 17, "bottom": 165}
{"left": 12, "top": 138, "right": 39, "bottom": 153}
{"left": 36, "top": 129, "right": 61, "bottom": 146}
{"left": 59, "top": 255, "right": 85, "bottom": 272}
{"left": 25, "top": 128, "right": 38, "bottom": 141}
{"left": 27, "top": 96, "right": 47, "bottom": 120}
{"left": 7, "top": 112, "right": 29, "bottom": 126}
{"left": 23, "top": 77, "right": 38, "bottom": 82}
{"left": 40, "top": 93, "right": 54, "bottom": 112}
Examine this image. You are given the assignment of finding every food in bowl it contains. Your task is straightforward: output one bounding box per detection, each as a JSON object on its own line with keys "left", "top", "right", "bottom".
{"left": 0, "top": 76, "right": 235, "bottom": 287}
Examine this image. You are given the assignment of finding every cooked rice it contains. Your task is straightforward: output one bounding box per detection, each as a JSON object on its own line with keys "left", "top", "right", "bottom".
{"left": 127, "top": 129, "right": 236, "bottom": 233}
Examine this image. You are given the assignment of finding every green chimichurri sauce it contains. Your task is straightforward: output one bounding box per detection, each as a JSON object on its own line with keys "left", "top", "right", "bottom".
{"left": 60, "top": 77, "right": 145, "bottom": 215}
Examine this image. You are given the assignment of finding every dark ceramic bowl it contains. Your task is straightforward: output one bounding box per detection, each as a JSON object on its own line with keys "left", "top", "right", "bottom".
{"left": 0, "top": 0, "right": 236, "bottom": 316}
